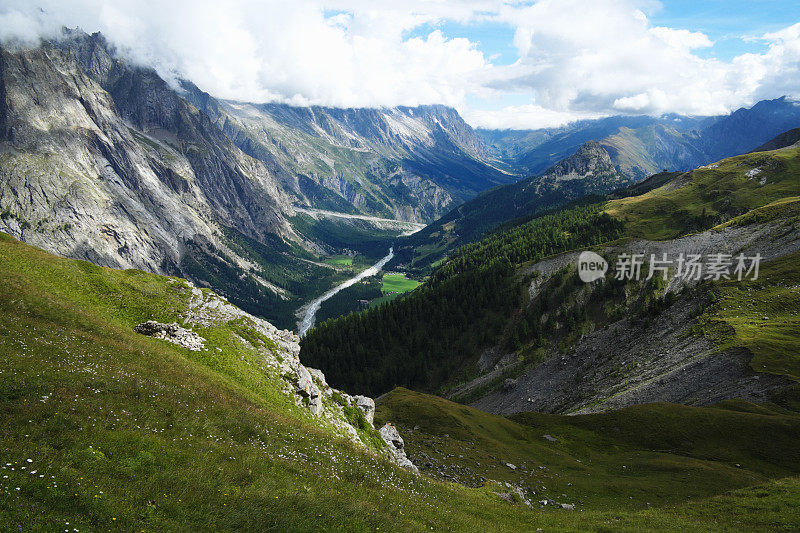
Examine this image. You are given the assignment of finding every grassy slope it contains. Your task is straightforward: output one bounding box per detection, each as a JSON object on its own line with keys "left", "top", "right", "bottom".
{"left": 606, "top": 145, "right": 800, "bottom": 240}
{"left": 0, "top": 235, "right": 799, "bottom": 532}
{"left": 0, "top": 233, "right": 535, "bottom": 531}
{"left": 700, "top": 249, "right": 800, "bottom": 380}
{"left": 605, "top": 145, "right": 800, "bottom": 382}
{"left": 1, "top": 235, "right": 799, "bottom": 531}
{"left": 378, "top": 387, "right": 800, "bottom": 530}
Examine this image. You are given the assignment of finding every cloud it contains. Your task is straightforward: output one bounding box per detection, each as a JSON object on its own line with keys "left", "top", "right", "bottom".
{"left": 461, "top": 104, "right": 603, "bottom": 130}
{"left": 482, "top": 0, "right": 800, "bottom": 122}
{"left": 0, "top": 0, "right": 798, "bottom": 129}
{"left": 0, "top": 0, "right": 495, "bottom": 107}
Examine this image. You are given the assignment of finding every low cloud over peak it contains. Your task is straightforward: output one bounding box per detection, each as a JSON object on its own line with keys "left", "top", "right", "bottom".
{"left": 1, "top": 0, "right": 798, "bottom": 129}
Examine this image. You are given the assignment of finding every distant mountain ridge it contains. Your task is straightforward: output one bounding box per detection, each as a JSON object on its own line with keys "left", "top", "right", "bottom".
{"left": 751, "top": 128, "right": 800, "bottom": 153}
{"left": 479, "top": 97, "right": 800, "bottom": 180}
{"left": 401, "top": 98, "right": 800, "bottom": 272}
{"left": 393, "top": 140, "right": 633, "bottom": 272}
{"left": 478, "top": 114, "right": 707, "bottom": 176}
{"left": 181, "top": 83, "right": 515, "bottom": 223}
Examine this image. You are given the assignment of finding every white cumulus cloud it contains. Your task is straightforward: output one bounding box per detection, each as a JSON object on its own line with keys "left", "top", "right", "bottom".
{"left": 477, "top": 0, "right": 800, "bottom": 125}
{"left": 0, "top": 0, "right": 798, "bottom": 129}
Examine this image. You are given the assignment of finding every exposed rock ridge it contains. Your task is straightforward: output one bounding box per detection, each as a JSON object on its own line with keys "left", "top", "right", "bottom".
{"left": 180, "top": 82, "right": 514, "bottom": 223}
{"left": 133, "top": 321, "right": 205, "bottom": 351}
{"left": 132, "top": 281, "right": 416, "bottom": 471}
{"left": 379, "top": 423, "right": 419, "bottom": 473}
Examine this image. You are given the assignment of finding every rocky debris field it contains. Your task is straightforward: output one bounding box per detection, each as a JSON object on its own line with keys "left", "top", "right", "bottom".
{"left": 461, "top": 219, "right": 800, "bottom": 415}
{"left": 394, "top": 425, "right": 580, "bottom": 510}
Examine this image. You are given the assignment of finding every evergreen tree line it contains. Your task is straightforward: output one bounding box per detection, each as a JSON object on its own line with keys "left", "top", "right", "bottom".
{"left": 301, "top": 204, "right": 625, "bottom": 397}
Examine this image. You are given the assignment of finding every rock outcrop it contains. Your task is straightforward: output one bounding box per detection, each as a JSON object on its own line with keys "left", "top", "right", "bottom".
{"left": 354, "top": 396, "right": 376, "bottom": 425}
{"left": 379, "top": 423, "right": 419, "bottom": 473}
{"left": 131, "top": 281, "right": 415, "bottom": 472}
{"left": 295, "top": 365, "right": 323, "bottom": 415}
{"left": 133, "top": 321, "right": 205, "bottom": 351}
{"left": 493, "top": 482, "right": 532, "bottom": 507}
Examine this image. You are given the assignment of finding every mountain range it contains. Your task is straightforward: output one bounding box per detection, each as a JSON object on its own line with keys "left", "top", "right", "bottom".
{"left": 183, "top": 85, "right": 516, "bottom": 222}
{"left": 2, "top": 28, "right": 799, "bottom": 329}
{"left": 2, "top": 24, "right": 800, "bottom": 533}
{"left": 480, "top": 97, "right": 800, "bottom": 178}
{"left": 398, "top": 97, "right": 800, "bottom": 273}
{"left": 0, "top": 29, "right": 511, "bottom": 328}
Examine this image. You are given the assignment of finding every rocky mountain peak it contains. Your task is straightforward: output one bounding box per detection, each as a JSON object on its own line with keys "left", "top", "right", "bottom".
{"left": 542, "top": 140, "right": 618, "bottom": 181}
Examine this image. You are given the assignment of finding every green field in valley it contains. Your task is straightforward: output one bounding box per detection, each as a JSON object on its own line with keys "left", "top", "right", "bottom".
{"left": 368, "top": 273, "right": 421, "bottom": 308}
{"left": 323, "top": 255, "right": 354, "bottom": 267}
{"left": 381, "top": 273, "right": 421, "bottom": 294}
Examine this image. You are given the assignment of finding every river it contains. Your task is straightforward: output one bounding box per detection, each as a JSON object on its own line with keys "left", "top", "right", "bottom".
{"left": 297, "top": 247, "right": 395, "bottom": 336}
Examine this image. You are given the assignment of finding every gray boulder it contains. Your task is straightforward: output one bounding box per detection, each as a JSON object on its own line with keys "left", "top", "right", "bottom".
{"left": 379, "top": 423, "right": 419, "bottom": 473}
{"left": 295, "top": 366, "right": 323, "bottom": 415}
{"left": 354, "top": 395, "right": 375, "bottom": 425}
{"left": 307, "top": 368, "right": 328, "bottom": 389}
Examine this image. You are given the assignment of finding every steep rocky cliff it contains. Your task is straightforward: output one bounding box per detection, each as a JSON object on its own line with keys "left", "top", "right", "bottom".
{"left": 0, "top": 32, "right": 296, "bottom": 274}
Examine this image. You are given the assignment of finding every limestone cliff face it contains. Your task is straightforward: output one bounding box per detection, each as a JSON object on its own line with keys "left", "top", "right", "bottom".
{"left": 0, "top": 31, "right": 296, "bottom": 280}
{"left": 50, "top": 30, "right": 296, "bottom": 244}
{"left": 1, "top": 43, "right": 204, "bottom": 272}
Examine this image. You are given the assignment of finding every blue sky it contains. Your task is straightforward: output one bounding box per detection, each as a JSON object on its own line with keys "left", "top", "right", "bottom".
{"left": 3, "top": 0, "right": 799, "bottom": 129}
{"left": 646, "top": 0, "right": 800, "bottom": 59}
{"left": 414, "top": 1, "right": 800, "bottom": 64}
